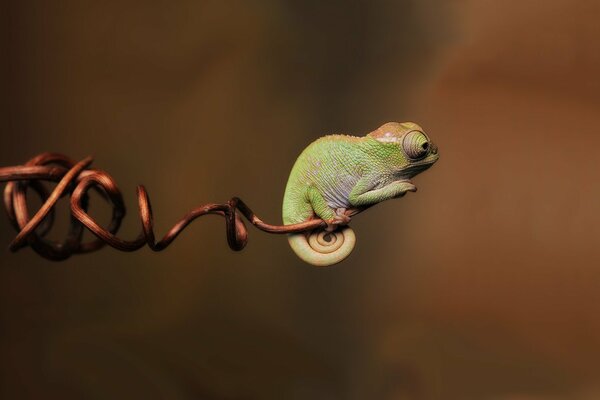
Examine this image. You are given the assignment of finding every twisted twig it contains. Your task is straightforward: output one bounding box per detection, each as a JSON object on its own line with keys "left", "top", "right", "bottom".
{"left": 0, "top": 153, "right": 326, "bottom": 261}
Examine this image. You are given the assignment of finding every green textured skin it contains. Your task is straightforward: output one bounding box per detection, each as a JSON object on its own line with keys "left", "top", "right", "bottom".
{"left": 282, "top": 122, "right": 439, "bottom": 266}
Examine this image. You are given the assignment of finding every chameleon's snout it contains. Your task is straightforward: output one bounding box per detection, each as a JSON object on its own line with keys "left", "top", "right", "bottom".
{"left": 424, "top": 141, "right": 439, "bottom": 165}
{"left": 429, "top": 142, "right": 439, "bottom": 156}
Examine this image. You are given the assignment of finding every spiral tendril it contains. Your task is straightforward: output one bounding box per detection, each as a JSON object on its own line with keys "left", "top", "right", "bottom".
{"left": 0, "top": 153, "right": 328, "bottom": 261}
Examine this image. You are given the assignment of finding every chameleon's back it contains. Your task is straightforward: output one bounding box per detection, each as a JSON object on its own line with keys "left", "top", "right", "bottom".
{"left": 282, "top": 135, "right": 364, "bottom": 225}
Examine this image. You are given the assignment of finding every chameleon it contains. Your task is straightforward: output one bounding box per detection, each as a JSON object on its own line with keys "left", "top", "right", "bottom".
{"left": 282, "top": 122, "right": 439, "bottom": 266}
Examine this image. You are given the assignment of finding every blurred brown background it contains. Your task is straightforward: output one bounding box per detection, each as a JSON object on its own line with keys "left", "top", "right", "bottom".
{"left": 2, "top": 0, "right": 600, "bottom": 399}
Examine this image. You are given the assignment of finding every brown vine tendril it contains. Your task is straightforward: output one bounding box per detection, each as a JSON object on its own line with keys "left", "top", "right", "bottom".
{"left": 0, "top": 153, "right": 327, "bottom": 261}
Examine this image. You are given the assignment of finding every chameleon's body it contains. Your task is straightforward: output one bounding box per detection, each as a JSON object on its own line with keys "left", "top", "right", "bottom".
{"left": 282, "top": 122, "right": 438, "bottom": 266}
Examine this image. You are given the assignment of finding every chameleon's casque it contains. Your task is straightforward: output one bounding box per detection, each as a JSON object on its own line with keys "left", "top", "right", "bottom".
{"left": 282, "top": 122, "right": 439, "bottom": 266}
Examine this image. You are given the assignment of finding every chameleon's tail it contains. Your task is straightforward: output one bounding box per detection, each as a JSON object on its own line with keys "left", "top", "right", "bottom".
{"left": 287, "top": 226, "right": 356, "bottom": 267}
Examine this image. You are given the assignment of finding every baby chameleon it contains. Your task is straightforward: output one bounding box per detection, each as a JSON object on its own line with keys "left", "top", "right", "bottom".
{"left": 282, "top": 122, "right": 439, "bottom": 266}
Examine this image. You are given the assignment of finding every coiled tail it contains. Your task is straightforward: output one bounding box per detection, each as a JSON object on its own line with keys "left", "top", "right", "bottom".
{"left": 287, "top": 225, "right": 356, "bottom": 267}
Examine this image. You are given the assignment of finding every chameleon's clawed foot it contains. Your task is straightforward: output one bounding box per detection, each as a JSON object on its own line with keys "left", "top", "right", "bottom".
{"left": 324, "top": 208, "right": 352, "bottom": 232}
{"left": 393, "top": 180, "right": 417, "bottom": 198}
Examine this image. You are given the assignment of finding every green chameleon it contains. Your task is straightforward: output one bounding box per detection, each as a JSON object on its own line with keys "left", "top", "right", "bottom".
{"left": 282, "top": 122, "right": 439, "bottom": 266}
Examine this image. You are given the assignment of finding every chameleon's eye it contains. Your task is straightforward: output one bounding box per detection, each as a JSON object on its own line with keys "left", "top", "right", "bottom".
{"left": 402, "top": 130, "right": 429, "bottom": 159}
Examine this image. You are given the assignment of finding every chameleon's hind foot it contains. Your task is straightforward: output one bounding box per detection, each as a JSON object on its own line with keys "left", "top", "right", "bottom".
{"left": 324, "top": 208, "right": 352, "bottom": 232}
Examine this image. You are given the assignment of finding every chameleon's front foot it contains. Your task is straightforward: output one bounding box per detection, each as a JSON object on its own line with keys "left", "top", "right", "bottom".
{"left": 393, "top": 180, "right": 417, "bottom": 198}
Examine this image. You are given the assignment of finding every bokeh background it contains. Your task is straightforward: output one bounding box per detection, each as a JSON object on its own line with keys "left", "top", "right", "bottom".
{"left": 2, "top": 0, "right": 600, "bottom": 398}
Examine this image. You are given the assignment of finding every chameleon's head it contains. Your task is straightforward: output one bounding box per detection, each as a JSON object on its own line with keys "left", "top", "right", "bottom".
{"left": 367, "top": 121, "right": 439, "bottom": 180}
